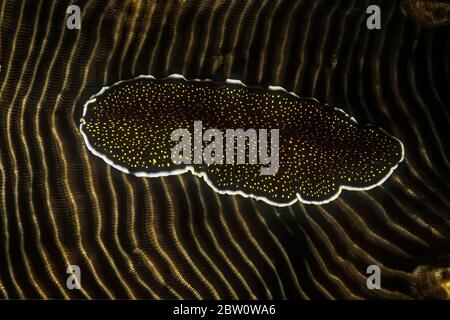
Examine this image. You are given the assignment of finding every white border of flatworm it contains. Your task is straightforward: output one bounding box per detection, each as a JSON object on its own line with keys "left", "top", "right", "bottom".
{"left": 79, "top": 74, "right": 405, "bottom": 207}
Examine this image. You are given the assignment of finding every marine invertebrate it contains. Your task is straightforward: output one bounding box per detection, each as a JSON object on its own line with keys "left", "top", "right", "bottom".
{"left": 80, "top": 75, "right": 404, "bottom": 206}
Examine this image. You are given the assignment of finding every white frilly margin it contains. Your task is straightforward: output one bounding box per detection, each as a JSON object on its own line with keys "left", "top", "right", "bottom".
{"left": 79, "top": 74, "right": 405, "bottom": 207}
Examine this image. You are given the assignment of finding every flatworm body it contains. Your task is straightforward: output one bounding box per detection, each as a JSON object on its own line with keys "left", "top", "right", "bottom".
{"left": 80, "top": 74, "right": 404, "bottom": 206}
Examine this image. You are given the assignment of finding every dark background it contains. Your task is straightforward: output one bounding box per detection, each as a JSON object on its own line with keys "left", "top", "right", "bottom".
{"left": 0, "top": 0, "right": 449, "bottom": 299}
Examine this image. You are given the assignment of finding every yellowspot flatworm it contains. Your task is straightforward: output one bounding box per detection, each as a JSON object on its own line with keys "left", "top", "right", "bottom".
{"left": 80, "top": 74, "right": 404, "bottom": 207}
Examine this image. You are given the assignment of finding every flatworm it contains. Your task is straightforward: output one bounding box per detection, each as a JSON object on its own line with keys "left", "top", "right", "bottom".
{"left": 79, "top": 74, "right": 404, "bottom": 206}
